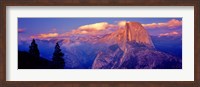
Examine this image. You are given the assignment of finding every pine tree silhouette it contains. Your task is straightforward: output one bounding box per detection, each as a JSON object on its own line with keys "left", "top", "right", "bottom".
{"left": 52, "top": 42, "right": 65, "bottom": 69}
{"left": 29, "top": 39, "right": 40, "bottom": 59}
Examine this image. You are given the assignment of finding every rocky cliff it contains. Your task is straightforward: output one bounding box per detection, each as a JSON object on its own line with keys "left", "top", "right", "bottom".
{"left": 92, "top": 22, "right": 181, "bottom": 69}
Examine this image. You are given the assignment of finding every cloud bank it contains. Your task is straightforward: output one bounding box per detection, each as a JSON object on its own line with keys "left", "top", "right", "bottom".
{"left": 78, "top": 22, "right": 111, "bottom": 31}
{"left": 142, "top": 19, "right": 182, "bottom": 29}
{"left": 31, "top": 33, "right": 59, "bottom": 39}
{"left": 30, "top": 19, "right": 182, "bottom": 40}
{"left": 159, "top": 31, "right": 180, "bottom": 37}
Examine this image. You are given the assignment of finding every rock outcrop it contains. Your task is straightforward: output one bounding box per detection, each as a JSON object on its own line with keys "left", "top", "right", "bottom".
{"left": 92, "top": 22, "right": 181, "bottom": 69}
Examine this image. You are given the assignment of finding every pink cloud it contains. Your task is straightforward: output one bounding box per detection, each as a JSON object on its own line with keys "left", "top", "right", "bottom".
{"left": 159, "top": 31, "right": 179, "bottom": 37}
{"left": 61, "top": 22, "right": 116, "bottom": 36}
{"left": 31, "top": 33, "right": 59, "bottom": 39}
{"left": 142, "top": 19, "right": 182, "bottom": 29}
{"left": 167, "top": 19, "right": 182, "bottom": 29}
{"left": 78, "top": 22, "right": 113, "bottom": 31}
{"left": 18, "top": 29, "right": 25, "bottom": 33}
{"left": 117, "top": 21, "right": 128, "bottom": 27}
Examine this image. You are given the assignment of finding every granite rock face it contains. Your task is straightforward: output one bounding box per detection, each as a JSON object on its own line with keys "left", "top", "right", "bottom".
{"left": 92, "top": 22, "right": 181, "bottom": 69}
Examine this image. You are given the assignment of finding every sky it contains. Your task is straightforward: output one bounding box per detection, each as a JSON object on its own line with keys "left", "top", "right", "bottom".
{"left": 18, "top": 18, "right": 182, "bottom": 40}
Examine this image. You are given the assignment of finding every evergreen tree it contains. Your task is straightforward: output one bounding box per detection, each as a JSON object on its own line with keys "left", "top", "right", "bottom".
{"left": 29, "top": 39, "right": 40, "bottom": 59}
{"left": 52, "top": 42, "right": 65, "bottom": 69}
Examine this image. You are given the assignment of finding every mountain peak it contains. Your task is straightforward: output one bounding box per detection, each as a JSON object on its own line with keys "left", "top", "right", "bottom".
{"left": 99, "top": 22, "right": 154, "bottom": 50}
{"left": 124, "top": 22, "right": 154, "bottom": 46}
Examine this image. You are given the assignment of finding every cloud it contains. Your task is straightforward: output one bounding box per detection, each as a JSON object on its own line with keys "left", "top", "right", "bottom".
{"left": 159, "top": 31, "right": 179, "bottom": 37}
{"left": 18, "top": 29, "right": 25, "bottom": 33}
{"left": 142, "top": 19, "right": 182, "bottom": 29}
{"left": 167, "top": 19, "right": 182, "bottom": 29}
{"left": 64, "top": 22, "right": 116, "bottom": 35}
{"left": 117, "top": 21, "right": 128, "bottom": 27}
{"left": 78, "top": 22, "right": 111, "bottom": 31}
{"left": 30, "top": 21, "right": 140, "bottom": 40}
{"left": 31, "top": 33, "right": 59, "bottom": 39}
